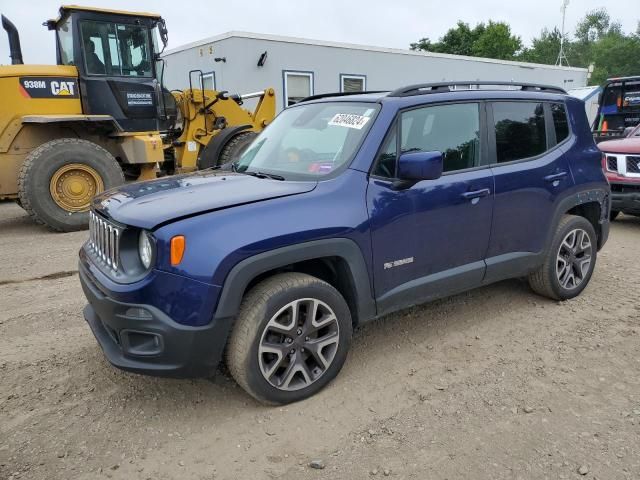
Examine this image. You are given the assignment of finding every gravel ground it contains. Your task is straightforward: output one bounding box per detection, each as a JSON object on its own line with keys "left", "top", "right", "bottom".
{"left": 0, "top": 201, "right": 639, "bottom": 480}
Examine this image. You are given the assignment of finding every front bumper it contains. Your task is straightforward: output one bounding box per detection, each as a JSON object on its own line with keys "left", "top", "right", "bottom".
{"left": 80, "top": 263, "right": 233, "bottom": 377}
{"left": 610, "top": 182, "right": 640, "bottom": 215}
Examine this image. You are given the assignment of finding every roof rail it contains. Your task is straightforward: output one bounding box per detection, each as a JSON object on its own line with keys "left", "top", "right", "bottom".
{"left": 605, "top": 76, "right": 640, "bottom": 83}
{"left": 388, "top": 81, "right": 567, "bottom": 97}
{"left": 298, "top": 90, "right": 387, "bottom": 103}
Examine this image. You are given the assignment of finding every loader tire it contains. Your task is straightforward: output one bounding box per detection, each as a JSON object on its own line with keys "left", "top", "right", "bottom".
{"left": 219, "top": 131, "right": 257, "bottom": 166}
{"left": 18, "top": 138, "right": 124, "bottom": 232}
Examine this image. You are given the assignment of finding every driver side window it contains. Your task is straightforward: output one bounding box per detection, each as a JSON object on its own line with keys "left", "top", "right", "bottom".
{"left": 372, "top": 103, "right": 481, "bottom": 178}
{"left": 371, "top": 129, "right": 397, "bottom": 178}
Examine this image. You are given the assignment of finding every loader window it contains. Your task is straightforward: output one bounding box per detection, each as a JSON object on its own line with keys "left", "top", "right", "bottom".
{"left": 57, "top": 17, "right": 75, "bottom": 65}
{"left": 80, "top": 20, "right": 153, "bottom": 77}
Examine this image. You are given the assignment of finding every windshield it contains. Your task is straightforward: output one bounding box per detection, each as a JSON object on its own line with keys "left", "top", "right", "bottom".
{"left": 79, "top": 20, "right": 153, "bottom": 77}
{"left": 235, "top": 102, "right": 379, "bottom": 180}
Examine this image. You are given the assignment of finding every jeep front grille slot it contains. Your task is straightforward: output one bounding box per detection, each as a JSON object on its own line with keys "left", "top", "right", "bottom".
{"left": 89, "top": 211, "right": 121, "bottom": 270}
{"left": 626, "top": 156, "right": 640, "bottom": 174}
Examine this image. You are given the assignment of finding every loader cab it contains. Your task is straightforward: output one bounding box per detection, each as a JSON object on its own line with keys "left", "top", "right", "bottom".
{"left": 48, "top": 6, "right": 169, "bottom": 132}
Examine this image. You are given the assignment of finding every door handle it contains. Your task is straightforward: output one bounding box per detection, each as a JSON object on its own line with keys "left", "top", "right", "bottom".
{"left": 461, "top": 188, "right": 491, "bottom": 200}
{"left": 544, "top": 171, "right": 568, "bottom": 183}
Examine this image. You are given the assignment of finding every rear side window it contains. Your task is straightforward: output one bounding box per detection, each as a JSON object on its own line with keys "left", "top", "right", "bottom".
{"left": 492, "top": 102, "right": 546, "bottom": 163}
{"left": 551, "top": 103, "right": 569, "bottom": 143}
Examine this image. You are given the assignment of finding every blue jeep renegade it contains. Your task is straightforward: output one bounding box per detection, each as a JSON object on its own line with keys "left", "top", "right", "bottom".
{"left": 80, "top": 82, "right": 610, "bottom": 404}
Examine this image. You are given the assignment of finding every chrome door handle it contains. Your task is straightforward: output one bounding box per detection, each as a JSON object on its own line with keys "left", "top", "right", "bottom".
{"left": 461, "top": 188, "right": 491, "bottom": 200}
{"left": 544, "top": 171, "right": 568, "bottom": 182}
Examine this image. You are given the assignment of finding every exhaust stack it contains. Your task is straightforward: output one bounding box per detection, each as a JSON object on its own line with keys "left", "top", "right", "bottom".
{"left": 1, "top": 15, "right": 23, "bottom": 65}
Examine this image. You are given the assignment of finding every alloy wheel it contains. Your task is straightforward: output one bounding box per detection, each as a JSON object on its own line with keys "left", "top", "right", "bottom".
{"left": 258, "top": 298, "right": 340, "bottom": 391}
{"left": 556, "top": 228, "right": 592, "bottom": 290}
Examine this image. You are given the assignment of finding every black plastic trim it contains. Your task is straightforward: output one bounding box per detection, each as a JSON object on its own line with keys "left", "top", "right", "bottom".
{"left": 214, "top": 238, "right": 376, "bottom": 324}
{"left": 197, "top": 124, "right": 252, "bottom": 170}
{"left": 375, "top": 261, "right": 486, "bottom": 317}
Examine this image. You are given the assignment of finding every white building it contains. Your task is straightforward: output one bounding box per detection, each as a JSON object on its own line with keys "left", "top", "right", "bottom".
{"left": 162, "top": 31, "right": 589, "bottom": 111}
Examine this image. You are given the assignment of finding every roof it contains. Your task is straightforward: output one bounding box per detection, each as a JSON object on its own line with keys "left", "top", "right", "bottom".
{"left": 57, "top": 5, "right": 161, "bottom": 19}
{"left": 162, "top": 31, "right": 588, "bottom": 73}
{"left": 568, "top": 86, "right": 602, "bottom": 101}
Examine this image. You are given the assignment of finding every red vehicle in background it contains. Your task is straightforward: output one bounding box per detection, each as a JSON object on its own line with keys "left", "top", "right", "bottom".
{"left": 599, "top": 123, "right": 640, "bottom": 220}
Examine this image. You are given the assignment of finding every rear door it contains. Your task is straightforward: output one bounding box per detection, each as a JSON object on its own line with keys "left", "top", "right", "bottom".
{"left": 367, "top": 102, "right": 494, "bottom": 315}
{"left": 484, "top": 100, "right": 574, "bottom": 282}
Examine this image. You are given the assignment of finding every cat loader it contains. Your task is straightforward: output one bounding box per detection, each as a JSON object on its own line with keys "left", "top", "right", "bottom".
{"left": 0, "top": 6, "right": 275, "bottom": 231}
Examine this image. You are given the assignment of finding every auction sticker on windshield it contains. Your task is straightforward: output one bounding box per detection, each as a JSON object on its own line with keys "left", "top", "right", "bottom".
{"left": 329, "top": 113, "right": 371, "bottom": 129}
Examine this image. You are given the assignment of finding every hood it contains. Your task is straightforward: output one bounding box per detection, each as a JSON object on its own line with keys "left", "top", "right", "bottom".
{"left": 598, "top": 137, "right": 640, "bottom": 155}
{"left": 93, "top": 171, "right": 317, "bottom": 229}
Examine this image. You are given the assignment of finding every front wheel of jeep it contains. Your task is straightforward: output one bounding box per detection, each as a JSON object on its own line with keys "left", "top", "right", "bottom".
{"left": 226, "top": 273, "right": 352, "bottom": 404}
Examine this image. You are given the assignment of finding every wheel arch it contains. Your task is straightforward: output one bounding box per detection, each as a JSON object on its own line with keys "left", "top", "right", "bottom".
{"left": 197, "top": 124, "right": 252, "bottom": 169}
{"left": 214, "top": 239, "right": 376, "bottom": 327}
{"left": 550, "top": 188, "right": 610, "bottom": 252}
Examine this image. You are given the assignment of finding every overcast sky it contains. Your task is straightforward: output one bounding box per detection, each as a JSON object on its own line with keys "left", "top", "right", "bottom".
{"left": 0, "top": 0, "right": 638, "bottom": 65}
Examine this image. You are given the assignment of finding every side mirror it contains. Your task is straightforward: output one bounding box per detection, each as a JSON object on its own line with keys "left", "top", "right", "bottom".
{"left": 397, "top": 151, "right": 443, "bottom": 182}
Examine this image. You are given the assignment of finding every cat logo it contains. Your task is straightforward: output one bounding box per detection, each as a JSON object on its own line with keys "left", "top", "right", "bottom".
{"left": 19, "top": 76, "right": 79, "bottom": 99}
{"left": 51, "top": 81, "right": 75, "bottom": 96}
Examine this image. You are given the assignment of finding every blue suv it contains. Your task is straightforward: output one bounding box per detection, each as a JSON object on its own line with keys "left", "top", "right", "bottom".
{"left": 79, "top": 81, "right": 610, "bottom": 404}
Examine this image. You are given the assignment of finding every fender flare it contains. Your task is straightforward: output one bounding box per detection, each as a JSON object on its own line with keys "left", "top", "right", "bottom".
{"left": 213, "top": 238, "right": 376, "bottom": 324}
{"left": 197, "top": 124, "right": 252, "bottom": 169}
{"left": 545, "top": 187, "right": 610, "bottom": 252}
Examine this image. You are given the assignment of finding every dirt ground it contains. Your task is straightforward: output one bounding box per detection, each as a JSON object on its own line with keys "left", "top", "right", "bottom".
{"left": 1, "top": 201, "right": 639, "bottom": 480}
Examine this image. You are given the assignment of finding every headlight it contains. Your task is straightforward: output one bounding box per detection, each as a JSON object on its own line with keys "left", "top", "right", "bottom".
{"left": 138, "top": 230, "right": 154, "bottom": 269}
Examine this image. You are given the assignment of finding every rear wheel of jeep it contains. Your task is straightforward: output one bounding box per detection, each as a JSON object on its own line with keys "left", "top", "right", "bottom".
{"left": 528, "top": 214, "right": 597, "bottom": 301}
{"left": 226, "top": 272, "right": 352, "bottom": 404}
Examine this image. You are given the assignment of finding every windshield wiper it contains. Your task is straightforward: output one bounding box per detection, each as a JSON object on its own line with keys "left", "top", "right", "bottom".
{"left": 243, "top": 170, "right": 285, "bottom": 181}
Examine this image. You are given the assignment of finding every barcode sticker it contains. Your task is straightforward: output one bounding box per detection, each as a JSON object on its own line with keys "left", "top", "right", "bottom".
{"left": 328, "top": 113, "right": 371, "bottom": 130}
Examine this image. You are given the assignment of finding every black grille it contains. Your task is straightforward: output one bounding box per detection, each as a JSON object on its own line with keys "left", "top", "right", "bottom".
{"left": 627, "top": 156, "right": 640, "bottom": 174}
{"left": 607, "top": 156, "right": 618, "bottom": 172}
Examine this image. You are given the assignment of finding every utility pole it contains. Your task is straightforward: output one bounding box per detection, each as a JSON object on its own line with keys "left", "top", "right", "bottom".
{"left": 556, "top": 0, "right": 570, "bottom": 66}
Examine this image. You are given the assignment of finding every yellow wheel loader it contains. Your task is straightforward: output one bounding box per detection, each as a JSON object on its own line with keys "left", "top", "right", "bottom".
{"left": 0, "top": 6, "right": 275, "bottom": 231}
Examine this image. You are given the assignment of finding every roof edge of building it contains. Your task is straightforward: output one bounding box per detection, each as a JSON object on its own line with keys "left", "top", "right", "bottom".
{"left": 162, "top": 31, "right": 588, "bottom": 73}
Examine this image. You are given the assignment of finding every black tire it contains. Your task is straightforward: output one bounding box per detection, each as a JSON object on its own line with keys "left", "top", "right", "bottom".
{"left": 528, "top": 214, "right": 597, "bottom": 301}
{"left": 610, "top": 210, "right": 620, "bottom": 221}
{"left": 219, "top": 131, "right": 257, "bottom": 166}
{"left": 226, "top": 272, "right": 353, "bottom": 404}
{"left": 18, "top": 138, "right": 124, "bottom": 232}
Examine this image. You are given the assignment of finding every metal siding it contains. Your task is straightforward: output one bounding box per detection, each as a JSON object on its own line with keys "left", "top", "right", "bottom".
{"left": 163, "top": 36, "right": 588, "bottom": 112}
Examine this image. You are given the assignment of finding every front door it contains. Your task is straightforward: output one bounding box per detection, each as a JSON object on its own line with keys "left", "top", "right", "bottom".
{"left": 367, "top": 102, "right": 494, "bottom": 315}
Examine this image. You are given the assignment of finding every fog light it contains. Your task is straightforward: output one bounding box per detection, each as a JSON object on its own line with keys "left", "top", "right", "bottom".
{"left": 125, "top": 307, "right": 153, "bottom": 320}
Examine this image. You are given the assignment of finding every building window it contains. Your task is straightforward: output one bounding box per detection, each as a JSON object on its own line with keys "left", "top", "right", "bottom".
{"left": 201, "top": 72, "right": 215, "bottom": 91}
{"left": 340, "top": 74, "right": 366, "bottom": 93}
{"left": 284, "top": 71, "right": 313, "bottom": 107}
